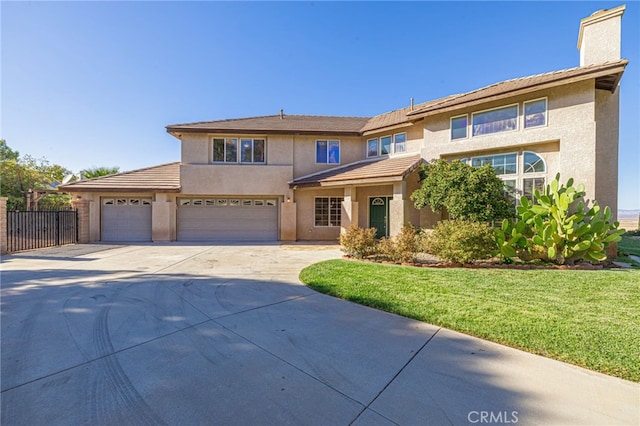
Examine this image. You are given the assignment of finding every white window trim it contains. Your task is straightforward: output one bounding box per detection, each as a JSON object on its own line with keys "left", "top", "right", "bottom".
{"left": 523, "top": 97, "right": 548, "bottom": 129}
{"left": 471, "top": 103, "right": 519, "bottom": 138}
{"left": 450, "top": 114, "right": 469, "bottom": 141}
{"left": 315, "top": 140, "right": 341, "bottom": 165}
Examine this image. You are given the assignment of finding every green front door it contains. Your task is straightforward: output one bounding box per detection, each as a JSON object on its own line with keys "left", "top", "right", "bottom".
{"left": 370, "top": 197, "right": 390, "bottom": 239}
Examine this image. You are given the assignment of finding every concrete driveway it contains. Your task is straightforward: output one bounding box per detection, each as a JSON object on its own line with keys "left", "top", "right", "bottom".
{"left": 1, "top": 243, "right": 638, "bottom": 425}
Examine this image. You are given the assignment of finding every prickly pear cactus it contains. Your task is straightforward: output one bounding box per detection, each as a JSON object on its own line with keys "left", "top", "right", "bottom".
{"left": 499, "top": 173, "right": 623, "bottom": 265}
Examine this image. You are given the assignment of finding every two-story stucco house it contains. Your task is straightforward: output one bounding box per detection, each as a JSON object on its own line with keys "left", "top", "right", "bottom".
{"left": 60, "top": 6, "right": 628, "bottom": 244}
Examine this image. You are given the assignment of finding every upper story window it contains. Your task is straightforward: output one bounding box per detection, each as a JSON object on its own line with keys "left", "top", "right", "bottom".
{"left": 213, "top": 137, "right": 265, "bottom": 163}
{"left": 524, "top": 98, "right": 547, "bottom": 128}
{"left": 367, "top": 132, "right": 407, "bottom": 157}
{"left": 451, "top": 115, "right": 468, "bottom": 140}
{"left": 316, "top": 140, "right": 340, "bottom": 164}
{"left": 471, "top": 153, "right": 517, "bottom": 175}
{"left": 394, "top": 133, "right": 407, "bottom": 153}
{"left": 472, "top": 105, "right": 518, "bottom": 137}
{"left": 240, "top": 138, "right": 265, "bottom": 163}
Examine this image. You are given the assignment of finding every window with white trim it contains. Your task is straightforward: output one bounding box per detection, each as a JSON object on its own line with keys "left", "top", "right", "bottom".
{"left": 213, "top": 137, "right": 265, "bottom": 163}
{"left": 240, "top": 139, "right": 266, "bottom": 163}
{"left": 472, "top": 105, "right": 518, "bottom": 136}
{"left": 451, "top": 115, "right": 468, "bottom": 140}
{"left": 316, "top": 140, "right": 340, "bottom": 164}
{"left": 394, "top": 133, "right": 407, "bottom": 153}
{"left": 314, "top": 197, "right": 343, "bottom": 227}
{"left": 471, "top": 153, "right": 517, "bottom": 175}
{"left": 524, "top": 98, "right": 547, "bottom": 128}
{"left": 367, "top": 132, "right": 407, "bottom": 157}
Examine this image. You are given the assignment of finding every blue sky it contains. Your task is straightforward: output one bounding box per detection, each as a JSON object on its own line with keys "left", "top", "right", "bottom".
{"left": 2, "top": 1, "right": 638, "bottom": 209}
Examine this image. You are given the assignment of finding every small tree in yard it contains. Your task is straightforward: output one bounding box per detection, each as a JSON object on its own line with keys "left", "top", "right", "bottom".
{"left": 411, "top": 159, "right": 514, "bottom": 222}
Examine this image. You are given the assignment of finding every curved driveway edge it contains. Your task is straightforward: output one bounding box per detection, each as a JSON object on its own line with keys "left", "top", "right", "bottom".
{"left": 1, "top": 243, "right": 638, "bottom": 425}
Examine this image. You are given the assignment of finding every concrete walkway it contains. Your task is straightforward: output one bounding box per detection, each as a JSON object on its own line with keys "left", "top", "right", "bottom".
{"left": 1, "top": 243, "right": 638, "bottom": 425}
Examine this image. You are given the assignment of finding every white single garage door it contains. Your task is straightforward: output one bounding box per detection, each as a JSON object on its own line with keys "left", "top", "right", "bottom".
{"left": 177, "top": 198, "right": 278, "bottom": 241}
{"left": 101, "top": 197, "right": 152, "bottom": 242}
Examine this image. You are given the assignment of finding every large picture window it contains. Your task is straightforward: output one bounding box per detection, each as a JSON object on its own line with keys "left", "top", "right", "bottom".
{"left": 315, "top": 197, "right": 343, "bottom": 227}
{"left": 316, "top": 140, "right": 340, "bottom": 164}
{"left": 472, "top": 105, "right": 518, "bottom": 136}
{"left": 524, "top": 98, "right": 547, "bottom": 128}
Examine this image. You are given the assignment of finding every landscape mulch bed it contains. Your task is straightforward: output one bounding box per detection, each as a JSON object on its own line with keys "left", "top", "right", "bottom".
{"left": 343, "top": 256, "right": 621, "bottom": 270}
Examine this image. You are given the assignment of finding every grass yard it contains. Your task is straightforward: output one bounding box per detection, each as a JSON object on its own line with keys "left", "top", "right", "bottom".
{"left": 300, "top": 260, "right": 640, "bottom": 382}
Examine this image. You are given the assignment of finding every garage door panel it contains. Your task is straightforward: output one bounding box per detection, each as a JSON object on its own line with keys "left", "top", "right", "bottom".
{"left": 178, "top": 199, "right": 278, "bottom": 241}
{"left": 101, "top": 199, "right": 152, "bottom": 242}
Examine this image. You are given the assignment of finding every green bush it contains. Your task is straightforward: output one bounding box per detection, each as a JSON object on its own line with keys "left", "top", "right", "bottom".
{"left": 427, "top": 220, "right": 495, "bottom": 263}
{"left": 377, "top": 225, "right": 421, "bottom": 263}
{"left": 411, "top": 159, "right": 514, "bottom": 222}
{"left": 339, "top": 225, "right": 377, "bottom": 259}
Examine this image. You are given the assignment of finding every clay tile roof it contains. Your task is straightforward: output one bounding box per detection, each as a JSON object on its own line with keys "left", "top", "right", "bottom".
{"left": 290, "top": 154, "right": 424, "bottom": 188}
{"left": 58, "top": 162, "right": 181, "bottom": 193}
{"left": 407, "top": 59, "right": 628, "bottom": 117}
{"left": 166, "top": 114, "right": 370, "bottom": 136}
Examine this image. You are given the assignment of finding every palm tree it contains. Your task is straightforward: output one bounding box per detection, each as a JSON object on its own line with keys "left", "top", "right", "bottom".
{"left": 80, "top": 166, "right": 120, "bottom": 180}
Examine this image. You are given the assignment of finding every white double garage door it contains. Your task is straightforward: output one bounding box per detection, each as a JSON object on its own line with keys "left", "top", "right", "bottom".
{"left": 101, "top": 197, "right": 278, "bottom": 242}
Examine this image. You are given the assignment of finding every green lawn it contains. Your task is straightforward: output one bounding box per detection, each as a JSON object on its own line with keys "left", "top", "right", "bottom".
{"left": 300, "top": 260, "right": 640, "bottom": 382}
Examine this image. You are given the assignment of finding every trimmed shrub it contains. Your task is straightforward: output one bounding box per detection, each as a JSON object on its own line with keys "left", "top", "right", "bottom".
{"left": 377, "top": 225, "right": 421, "bottom": 263}
{"left": 339, "top": 225, "right": 377, "bottom": 259}
{"left": 427, "top": 220, "right": 495, "bottom": 264}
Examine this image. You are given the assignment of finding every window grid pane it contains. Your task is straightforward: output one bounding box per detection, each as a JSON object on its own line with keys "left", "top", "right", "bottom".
{"left": 213, "top": 139, "right": 225, "bottom": 162}
{"left": 241, "top": 139, "right": 253, "bottom": 163}
{"left": 328, "top": 141, "right": 340, "bottom": 164}
{"left": 225, "top": 139, "right": 238, "bottom": 162}
{"left": 254, "top": 139, "right": 265, "bottom": 163}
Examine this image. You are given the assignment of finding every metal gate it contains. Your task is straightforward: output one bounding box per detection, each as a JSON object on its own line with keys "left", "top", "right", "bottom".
{"left": 7, "top": 210, "right": 78, "bottom": 253}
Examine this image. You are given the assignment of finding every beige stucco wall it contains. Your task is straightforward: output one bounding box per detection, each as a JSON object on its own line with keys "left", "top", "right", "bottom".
{"left": 579, "top": 9, "right": 623, "bottom": 66}
{"left": 180, "top": 164, "right": 293, "bottom": 195}
{"left": 421, "top": 80, "right": 605, "bottom": 212}
{"left": 292, "top": 135, "right": 363, "bottom": 178}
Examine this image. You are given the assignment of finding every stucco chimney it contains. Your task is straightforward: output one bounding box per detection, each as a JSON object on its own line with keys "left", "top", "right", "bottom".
{"left": 577, "top": 5, "right": 625, "bottom": 66}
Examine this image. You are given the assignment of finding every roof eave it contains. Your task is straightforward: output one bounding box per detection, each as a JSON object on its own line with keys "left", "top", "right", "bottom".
{"left": 406, "top": 62, "right": 628, "bottom": 118}
{"left": 165, "top": 127, "right": 362, "bottom": 137}
{"left": 291, "top": 175, "right": 406, "bottom": 189}
{"left": 59, "top": 186, "right": 181, "bottom": 193}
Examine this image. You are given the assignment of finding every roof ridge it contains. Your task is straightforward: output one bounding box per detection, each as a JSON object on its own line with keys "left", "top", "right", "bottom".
{"left": 168, "top": 114, "right": 371, "bottom": 128}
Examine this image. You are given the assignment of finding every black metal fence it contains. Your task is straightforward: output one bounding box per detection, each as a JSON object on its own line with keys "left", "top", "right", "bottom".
{"left": 7, "top": 210, "right": 78, "bottom": 253}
